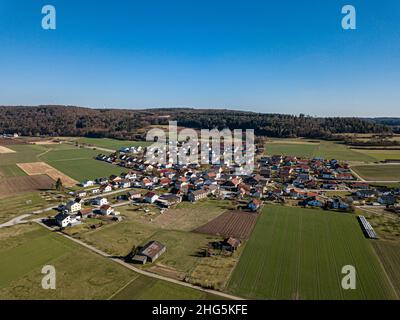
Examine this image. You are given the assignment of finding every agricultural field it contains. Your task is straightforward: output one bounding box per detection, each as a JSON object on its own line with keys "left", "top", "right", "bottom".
{"left": 227, "top": 205, "right": 397, "bottom": 300}
{"left": 76, "top": 137, "right": 150, "bottom": 150}
{"left": 194, "top": 210, "right": 259, "bottom": 239}
{"left": 0, "top": 224, "right": 219, "bottom": 300}
{"left": 372, "top": 241, "right": 400, "bottom": 297}
{"left": 352, "top": 164, "right": 400, "bottom": 181}
{"left": 0, "top": 175, "right": 54, "bottom": 198}
{"left": 350, "top": 148, "right": 400, "bottom": 162}
{"left": 265, "top": 139, "right": 376, "bottom": 162}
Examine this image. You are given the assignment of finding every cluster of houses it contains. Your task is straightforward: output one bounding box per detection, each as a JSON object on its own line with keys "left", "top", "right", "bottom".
{"left": 54, "top": 148, "right": 400, "bottom": 228}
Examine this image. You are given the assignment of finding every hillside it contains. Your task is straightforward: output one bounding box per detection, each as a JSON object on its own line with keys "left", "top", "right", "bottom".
{"left": 0, "top": 105, "right": 391, "bottom": 140}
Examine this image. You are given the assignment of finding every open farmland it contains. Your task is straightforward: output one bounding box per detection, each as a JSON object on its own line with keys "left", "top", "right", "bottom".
{"left": 76, "top": 137, "right": 150, "bottom": 151}
{"left": 0, "top": 175, "right": 54, "bottom": 198}
{"left": 0, "top": 224, "right": 219, "bottom": 300}
{"left": 372, "top": 241, "right": 400, "bottom": 297}
{"left": 0, "top": 146, "right": 16, "bottom": 154}
{"left": 352, "top": 164, "right": 400, "bottom": 181}
{"left": 350, "top": 148, "right": 400, "bottom": 162}
{"left": 17, "top": 162, "right": 78, "bottom": 186}
{"left": 265, "top": 139, "right": 375, "bottom": 162}
{"left": 194, "top": 210, "right": 259, "bottom": 240}
{"left": 227, "top": 205, "right": 397, "bottom": 300}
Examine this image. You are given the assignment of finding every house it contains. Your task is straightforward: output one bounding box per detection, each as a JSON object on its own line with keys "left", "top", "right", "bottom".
{"left": 128, "top": 190, "right": 142, "bottom": 200}
{"left": 55, "top": 213, "right": 80, "bottom": 228}
{"left": 378, "top": 195, "right": 396, "bottom": 206}
{"left": 248, "top": 199, "right": 262, "bottom": 211}
{"left": 100, "top": 204, "right": 114, "bottom": 215}
{"left": 75, "top": 190, "right": 87, "bottom": 198}
{"left": 81, "top": 180, "right": 95, "bottom": 188}
{"left": 137, "top": 241, "right": 166, "bottom": 263}
{"left": 78, "top": 208, "right": 92, "bottom": 218}
{"left": 92, "top": 197, "right": 108, "bottom": 206}
{"left": 188, "top": 189, "right": 208, "bottom": 202}
{"left": 156, "top": 194, "right": 182, "bottom": 207}
{"left": 119, "top": 179, "right": 131, "bottom": 188}
{"left": 327, "top": 198, "right": 349, "bottom": 210}
{"left": 300, "top": 197, "right": 323, "bottom": 208}
{"left": 91, "top": 188, "right": 100, "bottom": 194}
{"left": 144, "top": 192, "right": 158, "bottom": 203}
{"left": 100, "top": 184, "right": 112, "bottom": 193}
{"left": 65, "top": 200, "right": 81, "bottom": 213}
{"left": 356, "top": 190, "right": 377, "bottom": 199}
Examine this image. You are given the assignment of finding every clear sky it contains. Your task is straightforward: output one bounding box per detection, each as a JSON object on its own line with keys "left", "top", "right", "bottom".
{"left": 0, "top": 0, "right": 399, "bottom": 116}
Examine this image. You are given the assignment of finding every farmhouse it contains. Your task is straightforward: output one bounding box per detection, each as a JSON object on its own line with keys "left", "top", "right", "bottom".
{"left": 100, "top": 184, "right": 112, "bottom": 193}
{"left": 65, "top": 200, "right": 81, "bottom": 213}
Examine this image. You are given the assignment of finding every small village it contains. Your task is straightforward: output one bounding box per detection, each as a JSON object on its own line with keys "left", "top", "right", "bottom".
{"left": 44, "top": 142, "right": 400, "bottom": 264}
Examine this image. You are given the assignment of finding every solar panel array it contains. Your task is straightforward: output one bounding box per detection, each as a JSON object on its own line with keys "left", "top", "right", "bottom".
{"left": 358, "top": 215, "right": 378, "bottom": 239}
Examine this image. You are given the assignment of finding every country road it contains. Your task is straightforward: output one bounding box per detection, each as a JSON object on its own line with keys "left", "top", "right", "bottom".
{"left": 35, "top": 220, "right": 244, "bottom": 301}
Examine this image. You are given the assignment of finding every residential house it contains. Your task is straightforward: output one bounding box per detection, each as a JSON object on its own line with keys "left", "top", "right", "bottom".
{"left": 188, "top": 189, "right": 208, "bottom": 202}
{"left": 100, "top": 204, "right": 114, "bottom": 215}
{"left": 65, "top": 200, "right": 81, "bottom": 213}
{"left": 144, "top": 192, "right": 158, "bottom": 203}
{"left": 248, "top": 199, "right": 262, "bottom": 211}
{"left": 92, "top": 197, "right": 108, "bottom": 206}
{"left": 55, "top": 213, "right": 80, "bottom": 228}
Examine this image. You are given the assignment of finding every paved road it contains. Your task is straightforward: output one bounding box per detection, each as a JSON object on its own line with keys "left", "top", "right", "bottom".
{"left": 35, "top": 220, "right": 244, "bottom": 301}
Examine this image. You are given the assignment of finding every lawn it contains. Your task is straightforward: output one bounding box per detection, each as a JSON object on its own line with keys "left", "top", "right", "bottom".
{"left": 0, "top": 224, "right": 219, "bottom": 299}
{"left": 77, "top": 137, "right": 150, "bottom": 151}
{"left": 352, "top": 165, "right": 400, "bottom": 181}
{"left": 227, "top": 205, "right": 397, "bottom": 300}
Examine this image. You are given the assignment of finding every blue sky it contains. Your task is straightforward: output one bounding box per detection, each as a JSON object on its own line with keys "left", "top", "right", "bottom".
{"left": 0, "top": 0, "right": 399, "bottom": 116}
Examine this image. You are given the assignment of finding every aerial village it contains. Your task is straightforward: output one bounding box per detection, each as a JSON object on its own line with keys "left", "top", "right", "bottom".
{"left": 47, "top": 141, "right": 400, "bottom": 263}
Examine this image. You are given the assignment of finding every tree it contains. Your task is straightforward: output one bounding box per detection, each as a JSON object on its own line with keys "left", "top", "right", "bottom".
{"left": 55, "top": 178, "right": 63, "bottom": 191}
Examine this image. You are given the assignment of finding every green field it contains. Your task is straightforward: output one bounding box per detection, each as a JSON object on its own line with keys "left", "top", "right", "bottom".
{"left": 227, "top": 205, "right": 397, "bottom": 300}
{"left": 351, "top": 149, "right": 400, "bottom": 162}
{"left": 265, "top": 140, "right": 375, "bottom": 162}
{"left": 77, "top": 137, "right": 150, "bottom": 151}
{"left": 352, "top": 165, "right": 400, "bottom": 181}
{"left": 0, "top": 224, "right": 218, "bottom": 299}
{"left": 372, "top": 241, "right": 400, "bottom": 297}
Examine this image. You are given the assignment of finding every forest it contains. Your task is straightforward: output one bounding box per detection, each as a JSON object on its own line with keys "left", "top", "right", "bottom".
{"left": 0, "top": 105, "right": 392, "bottom": 140}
